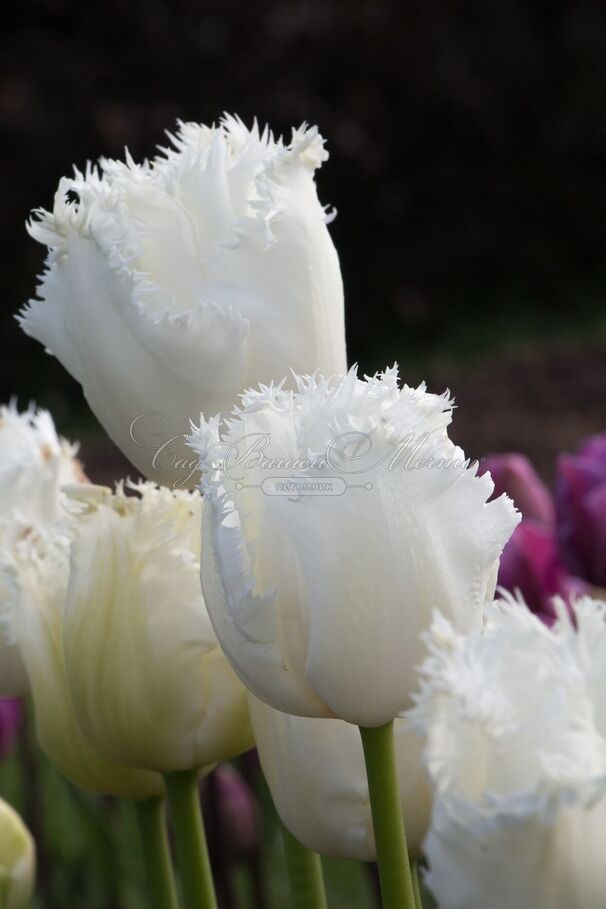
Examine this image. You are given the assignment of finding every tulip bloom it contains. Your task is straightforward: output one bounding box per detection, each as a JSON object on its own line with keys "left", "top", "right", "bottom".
{"left": 21, "top": 117, "right": 346, "bottom": 485}
{"left": 9, "top": 531, "right": 162, "bottom": 798}
{"left": 249, "top": 696, "right": 430, "bottom": 861}
{"left": 0, "top": 402, "right": 83, "bottom": 696}
{"left": 479, "top": 453, "right": 583, "bottom": 622}
{"left": 410, "top": 594, "right": 606, "bottom": 909}
{"left": 0, "top": 700, "right": 21, "bottom": 760}
{"left": 0, "top": 401, "right": 82, "bottom": 528}
{"left": 208, "top": 764, "right": 260, "bottom": 858}
{"left": 0, "top": 798, "right": 35, "bottom": 909}
{"left": 61, "top": 482, "right": 254, "bottom": 774}
{"left": 556, "top": 433, "right": 606, "bottom": 587}
{"left": 189, "top": 366, "right": 519, "bottom": 727}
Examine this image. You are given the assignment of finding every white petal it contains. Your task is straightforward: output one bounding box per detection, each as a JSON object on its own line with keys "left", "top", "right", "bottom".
{"left": 10, "top": 533, "right": 162, "bottom": 798}
{"left": 63, "top": 483, "right": 254, "bottom": 773}
{"left": 22, "top": 233, "right": 250, "bottom": 485}
{"left": 192, "top": 367, "right": 519, "bottom": 726}
{"left": 201, "top": 484, "right": 330, "bottom": 718}
{"left": 0, "top": 402, "right": 83, "bottom": 697}
{"left": 0, "top": 797, "right": 35, "bottom": 909}
{"left": 250, "top": 696, "right": 431, "bottom": 860}
{"left": 425, "top": 799, "right": 606, "bottom": 909}
{"left": 412, "top": 596, "right": 606, "bottom": 909}
{"left": 22, "top": 118, "right": 347, "bottom": 485}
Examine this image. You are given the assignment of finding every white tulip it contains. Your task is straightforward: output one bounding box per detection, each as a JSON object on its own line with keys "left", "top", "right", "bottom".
{"left": 7, "top": 530, "right": 162, "bottom": 798}
{"left": 249, "top": 695, "right": 430, "bottom": 860}
{"left": 0, "top": 401, "right": 81, "bottom": 527}
{"left": 189, "top": 366, "right": 519, "bottom": 727}
{"left": 20, "top": 117, "right": 346, "bottom": 486}
{"left": 61, "top": 482, "right": 254, "bottom": 774}
{"left": 410, "top": 594, "right": 606, "bottom": 909}
{"left": 0, "top": 797, "right": 35, "bottom": 909}
{"left": 0, "top": 402, "right": 83, "bottom": 696}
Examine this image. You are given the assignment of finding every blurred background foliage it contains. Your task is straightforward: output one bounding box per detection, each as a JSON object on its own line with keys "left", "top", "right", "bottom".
{"left": 2, "top": 0, "right": 606, "bottom": 479}
{"left": 0, "top": 719, "right": 390, "bottom": 909}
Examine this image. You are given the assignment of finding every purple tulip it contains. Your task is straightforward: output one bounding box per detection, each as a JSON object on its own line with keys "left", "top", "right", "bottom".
{"left": 556, "top": 433, "right": 606, "bottom": 588}
{"left": 202, "top": 762, "right": 263, "bottom": 909}
{"left": 213, "top": 764, "right": 260, "bottom": 857}
{"left": 480, "top": 453, "right": 555, "bottom": 525}
{"left": 497, "top": 520, "right": 586, "bottom": 625}
{"left": 480, "top": 453, "right": 585, "bottom": 622}
{"left": 0, "top": 699, "right": 22, "bottom": 758}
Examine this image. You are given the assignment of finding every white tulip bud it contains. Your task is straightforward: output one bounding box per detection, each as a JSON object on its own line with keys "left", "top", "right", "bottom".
{"left": 410, "top": 594, "right": 606, "bottom": 909}
{"left": 189, "top": 366, "right": 519, "bottom": 727}
{"left": 0, "top": 798, "right": 35, "bottom": 909}
{"left": 61, "top": 482, "right": 254, "bottom": 773}
{"left": 8, "top": 530, "right": 162, "bottom": 798}
{"left": 21, "top": 117, "right": 346, "bottom": 486}
{"left": 249, "top": 695, "right": 430, "bottom": 860}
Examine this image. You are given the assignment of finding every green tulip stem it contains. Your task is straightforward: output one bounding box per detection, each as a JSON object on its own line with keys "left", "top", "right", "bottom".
{"left": 135, "top": 796, "right": 180, "bottom": 909}
{"left": 360, "top": 721, "right": 416, "bottom": 909}
{"left": 412, "top": 859, "right": 423, "bottom": 908}
{"left": 0, "top": 871, "right": 8, "bottom": 909}
{"left": 164, "top": 769, "right": 218, "bottom": 909}
{"left": 281, "top": 824, "right": 328, "bottom": 909}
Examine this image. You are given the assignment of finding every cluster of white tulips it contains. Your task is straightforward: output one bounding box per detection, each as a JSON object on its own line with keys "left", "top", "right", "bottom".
{"left": 0, "top": 115, "right": 603, "bottom": 909}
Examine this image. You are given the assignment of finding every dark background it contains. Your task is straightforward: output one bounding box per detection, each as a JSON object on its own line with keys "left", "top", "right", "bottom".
{"left": 2, "top": 0, "right": 606, "bottom": 481}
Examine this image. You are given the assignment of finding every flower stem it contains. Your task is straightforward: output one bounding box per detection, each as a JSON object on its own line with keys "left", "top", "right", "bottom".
{"left": 411, "top": 859, "right": 423, "bottom": 908}
{"left": 359, "top": 721, "right": 416, "bottom": 909}
{"left": 281, "top": 825, "right": 328, "bottom": 909}
{"left": 135, "top": 796, "right": 180, "bottom": 909}
{"left": 165, "top": 769, "right": 218, "bottom": 909}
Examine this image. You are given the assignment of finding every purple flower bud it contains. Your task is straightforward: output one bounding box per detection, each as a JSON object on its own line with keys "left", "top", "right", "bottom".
{"left": 556, "top": 433, "right": 606, "bottom": 587}
{"left": 480, "top": 453, "right": 555, "bottom": 525}
{"left": 0, "top": 699, "right": 22, "bottom": 759}
{"left": 210, "top": 764, "right": 260, "bottom": 858}
{"left": 497, "top": 520, "right": 587, "bottom": 625}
